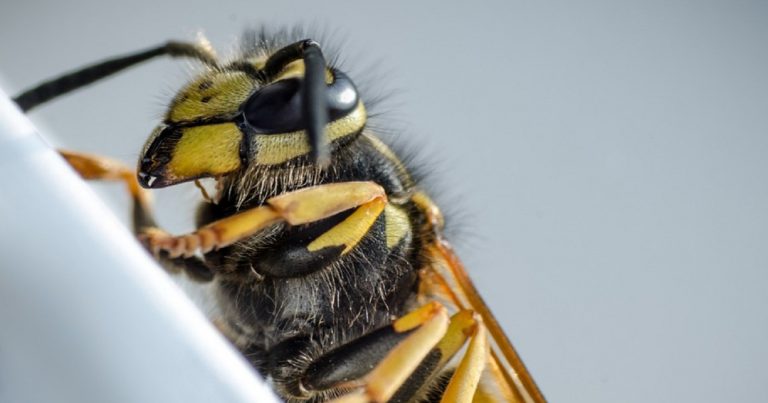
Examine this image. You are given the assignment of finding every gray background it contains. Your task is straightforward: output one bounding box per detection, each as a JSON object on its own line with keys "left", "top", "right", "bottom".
{"left": 1, "top": 1, "right": 767, "bottom": 402}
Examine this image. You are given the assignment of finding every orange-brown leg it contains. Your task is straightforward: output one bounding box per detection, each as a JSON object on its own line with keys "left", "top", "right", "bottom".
{"left": 60, "top": 150, "right": 155, "bottom": 230}
{"left": 418, "top": 262, "right": 527, "bottom": 402}
{"left": 60, "top": 150, "right": 218, "bottom": 280}
{"left": 399, "top": 310, "right": 487, "bottom": 402}
{"left": 328, "top": 301, "right": 450, "bottom": 403}
{"left": 440, "top": 315, "right": 489, "bottom": 402}
{"left": 326, "top": 305, "right": 492, "bottom": 403}
{"left": 140, "top": 181, "right": 387, "bottom": 258}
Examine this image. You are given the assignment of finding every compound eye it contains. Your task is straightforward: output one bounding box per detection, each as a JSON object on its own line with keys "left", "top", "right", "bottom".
{"left": 326, "top": 71, "right": 359, "bottom": 119}
{"left": 243, "top": 78, "right": 304, "bottom": 133}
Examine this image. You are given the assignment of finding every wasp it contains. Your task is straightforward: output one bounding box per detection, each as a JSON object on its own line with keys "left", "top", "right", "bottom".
{"left": 14, "top": 28, "right": 546, "bottom": 403}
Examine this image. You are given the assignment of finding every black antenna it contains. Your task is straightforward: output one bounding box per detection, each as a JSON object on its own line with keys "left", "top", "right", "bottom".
{"left": 13, "top": 41, "right": 218, "bottom": 113}
{"left": 263, "top": 40, "right": 330, "bottom": 167}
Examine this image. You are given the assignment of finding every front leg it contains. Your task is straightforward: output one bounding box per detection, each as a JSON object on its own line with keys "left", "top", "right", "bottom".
{"left": 140, "top": 181, "right": 387, "bottom": 259}
{"left": 60, "top": 150, "right": 155, "bottom": 231}
{"left": 61, "top": 149, "right": 215, "bottom": 280}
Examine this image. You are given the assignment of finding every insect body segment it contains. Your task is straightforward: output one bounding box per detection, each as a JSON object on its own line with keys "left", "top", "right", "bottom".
{"left": 16, "top": 30, "right": 545, "bottom": 402}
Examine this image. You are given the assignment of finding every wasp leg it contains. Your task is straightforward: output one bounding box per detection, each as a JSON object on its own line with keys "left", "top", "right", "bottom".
{"left": 304, "top": 309, "right": 480, "bottom": 402}
{"left": 418, "top": 263, "right": 526, "bottom": 402}
{"left": 141, "top": 181, "right": 386, "bottom": 259}
{"left": 392, "top": 310, "right": 488, "bottom": 402}
{"left": 144, "top": 240, "right": 215, "bottom": 281}
{"left": 61, "top": 150, "right": 215, "bottom": 280}
{"left": 441, "top": 314, "right": 489, "bottom": 402}
{"left": 60, "top": 150, "right": 155, "bottom": 230}
{"left": 248, "top": 196, "right": 387, "bottom": 278}
{"left": 326, "top": 302, "right": 450, "bottom": 403}
{"left": 391, "top": 311, "right": 491, "bottom": 403}
{"left": 300, "top": 322, "right": 415, "bottom": 393}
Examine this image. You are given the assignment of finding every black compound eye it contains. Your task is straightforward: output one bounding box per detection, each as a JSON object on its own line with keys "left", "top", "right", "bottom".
{"left": 241, "top": 72, "right": 361, "bottom": 135}
{"left": 243, "top": 78, "right": 304, "bottom": 133}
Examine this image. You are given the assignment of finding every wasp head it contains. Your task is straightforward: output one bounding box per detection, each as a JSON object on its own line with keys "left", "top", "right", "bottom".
{"left": 138, "top": 40, "right": 366, "bottom": 189}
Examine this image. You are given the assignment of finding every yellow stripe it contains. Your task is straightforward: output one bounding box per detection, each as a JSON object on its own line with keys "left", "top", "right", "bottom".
{"left": 411, "top": 191, "right": 445, "bottom": 231}
{"left": 384, "top": 204, "right": 410, "bottom": 249}
{"left": 254, "top": 101, "right": 367, "bottom": 165}
{"left": 362, "top": 133, "right": 413, "bottom": 188}
{"left": 307, "top": 197, "right": 385, "bottom": 254}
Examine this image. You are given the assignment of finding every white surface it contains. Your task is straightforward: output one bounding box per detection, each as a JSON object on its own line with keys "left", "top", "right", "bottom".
{"left": 0, "top": 89, "right": 277, "bottom": 403}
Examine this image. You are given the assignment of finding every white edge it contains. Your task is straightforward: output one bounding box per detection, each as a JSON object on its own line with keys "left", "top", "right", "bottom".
{"left": 0, "top": 87, "right": 279, "bottom": 403}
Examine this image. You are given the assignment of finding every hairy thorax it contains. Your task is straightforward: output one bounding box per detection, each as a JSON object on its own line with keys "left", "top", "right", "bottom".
{"left": 195, "top": 132, "right": 424, "bottom": 399}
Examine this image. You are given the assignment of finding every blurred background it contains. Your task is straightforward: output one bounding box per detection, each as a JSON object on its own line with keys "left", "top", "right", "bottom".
{"left": 1, "top": 1, "right": 767, "bottom": 402}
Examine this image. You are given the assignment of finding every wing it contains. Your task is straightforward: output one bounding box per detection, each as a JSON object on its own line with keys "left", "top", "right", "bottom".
{"left": 419, "top": 239, "right": 546, "bottom": 403}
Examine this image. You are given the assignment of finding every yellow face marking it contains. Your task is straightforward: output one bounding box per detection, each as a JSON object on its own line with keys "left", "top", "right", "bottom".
{"left": 384, "top": 204, "right": 410, "bottom": 248}
{"left": 307, "top": 197, "right": 385, "bottom": 254}
{"left": 169, "top": 71, "right": 256, "bottom": 122}
{"left": 254, "top": 101, "right": 367, "bottom": 165}
{"left": 167, "top": 123, "right": 243, "bottom": 180}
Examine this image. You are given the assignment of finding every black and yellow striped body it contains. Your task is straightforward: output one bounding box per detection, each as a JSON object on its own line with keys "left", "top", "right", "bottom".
{"left": 197, "top": 128, "right": 428, "bottom": 401}
{"left": 127, "top": 30, "right": 438, "bottom": 401}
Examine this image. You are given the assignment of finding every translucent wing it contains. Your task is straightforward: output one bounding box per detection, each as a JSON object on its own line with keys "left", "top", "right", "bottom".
{"left": 419, "top": 239, "right": 546, "bottom": 403}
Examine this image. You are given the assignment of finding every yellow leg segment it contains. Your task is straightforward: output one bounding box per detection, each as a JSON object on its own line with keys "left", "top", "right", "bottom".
{"left": 407, "top": 310, "right": 484, "bottom": 402}
{"left": 141, "top": 181, "right": 386, "bottom": 258}
{"left": 327, "top": 305, "right": 491, "bottom": 403}
{"left": 267, "top": 181, "right": 385, "bottom": 225}
{"left": 307, "top": 197, "right": 386, "bottom": 255}
{"left": 60, "top": 150, "right": 151, "bottom": 208}
{"left": 329, "top": 302, "right": 450, "bottom": 403}
{"left": 435, "top": 310, "right": 481, "bottom": 369}
{"left": 441, "top": 316, "right": 489, "bottom": 402}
